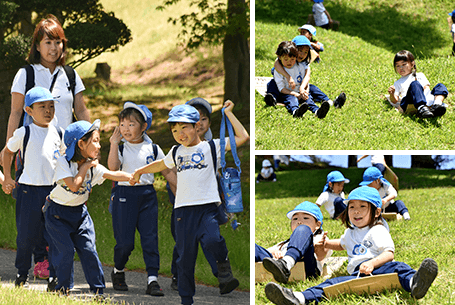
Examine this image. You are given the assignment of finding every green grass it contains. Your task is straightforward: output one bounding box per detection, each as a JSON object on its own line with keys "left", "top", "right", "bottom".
{"left": 255, "top": 0, "right": 455, "bottom": 150}
{"left": 255, "top": 164, "right": 455, "bottom": 304}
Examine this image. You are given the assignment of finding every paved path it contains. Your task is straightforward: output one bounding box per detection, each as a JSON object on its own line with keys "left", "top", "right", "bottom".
{"left": 0, "top": 248, "right": 250, "bottom": 304}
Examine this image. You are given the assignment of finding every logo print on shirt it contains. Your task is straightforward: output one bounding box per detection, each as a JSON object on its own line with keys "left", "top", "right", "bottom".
{"left": 296, "top": 73, "right": 303, "bottom": 84}
{"left": 176, "top": 151, "right": 208, "bottom": 172}
{"left": 146, "top": 154, "right": 155, "bottom": 164}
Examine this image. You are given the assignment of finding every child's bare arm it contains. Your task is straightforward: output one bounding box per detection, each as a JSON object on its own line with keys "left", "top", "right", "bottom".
{"left": 103, "top": 170, "right": 133, "bottom": 182}
{"left": 107, "top": 127, "right": 122, "bottom": 171}
{"left": 63, "top": 159, "right": 98, "bottom": 193}
{"left": 388, "top": 85, "right": 399, "bottom": 104}
{"left": 274, "top": 59, "right": 295, "bottom": 89}
{"left": 223, "top": 100, "right": 249, "bottom": 150}
{"left": 314, "top": 232, "right": 330, "bottom": 261}
{"left": 131, "top": 159, "right": 168, "bottom": 185}
{"left": 359, "top": 250, "right": 394, "bottom": 275}
{"left": 324, "top": 238, "right": 344, "bottom": 251}
{"left": 161, "top": 167, "right": 177, "bottom": 195}
{"left": 1, "top": 147, "right": 16, "bottom": 194}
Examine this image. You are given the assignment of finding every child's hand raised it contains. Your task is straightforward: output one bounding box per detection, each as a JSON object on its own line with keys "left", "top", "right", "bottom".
{"left": 387, "top": 85, "right": 395, "bottom": 96}
{"left": 110, "top": 127, "right": 123, "bottom": 145}
{"left": 223, "top": 100, "right": 235, "bottom": 113}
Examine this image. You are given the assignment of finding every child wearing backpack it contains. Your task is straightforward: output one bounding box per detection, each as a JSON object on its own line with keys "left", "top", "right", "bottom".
{"left": 44, "top": 119, "right": 132, "bottom": 296}
{"left": 131, "top": 101, "right": 249, "bottom": 305}
{"left": 315, "top": 170, "right": 350, "bottom": 219}
{"left": 107, "top": 102, "right": 177, "bottom": 296}
{"left": 1, "top": 87, "right": 64, "bottom": 287}
{"left": 265, "top": 186, "right": 438, "bottom": 304}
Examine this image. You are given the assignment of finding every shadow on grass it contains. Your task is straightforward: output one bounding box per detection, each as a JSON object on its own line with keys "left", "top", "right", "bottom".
{"left": 255, "top": 0, "right": 445, "bottom": 59}
{"left": 380, "top": 99, "right": 443, "bottom": 128}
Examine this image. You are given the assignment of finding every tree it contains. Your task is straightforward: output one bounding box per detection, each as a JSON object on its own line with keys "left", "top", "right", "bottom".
{"left": 0, "top": 0, "right": 132, "bottom": 147}
{"left": 157, "top": 0, "right": 249, "bottom": 107}
{"left": 411, "top": 155, "right": 436, "bottom": 169}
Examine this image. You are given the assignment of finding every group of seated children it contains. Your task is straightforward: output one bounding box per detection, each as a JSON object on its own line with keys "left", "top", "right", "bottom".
{"left": 257, "top": 186, "right": 438, "bottom": 305}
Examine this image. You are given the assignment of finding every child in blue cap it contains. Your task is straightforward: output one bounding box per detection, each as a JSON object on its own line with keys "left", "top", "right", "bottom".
{"left": 298, "top": 24, "right": 324, "bottom": 63}
{"left": 312, "top": 0, "right": 339, "bottom": 30}
{"left": 264, "top": 40, "right": 310, "bottom": 118}
{"left": 316, "top": 170, "right": 349, "bottom": 219}
{"left": 266, "top": 36, "right": 345, "bottom": 117}
{"left": 2, "top": 86, "right": 63, "bottom": 286}
{"left": 131, "top": 101, "right": 249, "bottom": 305}
{"left": 107, "top": 102, "right": 177, "bottom": 295}
{"left": 360, "top": 166, "right": 410, "bottom": 220}
{"left": 44, "top": 119, "right": 132, "bottom": 296}
{"left": 448, "top": 9, "right": 455, "bottom": 56}
{"left": 265, "top": 186, "right": 438, "bottom": 305}
{"left": 255, "top": 201, "right": 332, "bottom": 283}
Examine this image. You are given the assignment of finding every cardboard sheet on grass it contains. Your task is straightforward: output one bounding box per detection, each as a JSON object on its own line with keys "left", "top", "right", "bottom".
{"left": 323, "top": 273, "right": 401, "bottom": 298}
{"left": 382, "top": 212, "right": 403, "bottom": 221}
{"left": 384, "top": 165, "right": 399, "bottom": 192}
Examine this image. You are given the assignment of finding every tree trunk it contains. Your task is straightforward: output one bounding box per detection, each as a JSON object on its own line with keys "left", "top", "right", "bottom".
{"left": 0, "top": 62, "right": 16, "bottom": 148}
{"left": 223, "top": 0, "right": 249, "bottom": 109}
{"left": 384, "top": 155, "right": 393, "bottom": 166}
{"left": 411, "top": 155, "right": 436, "bottom": 169}
{"left": 348, "top": 155, "right": 357, "bottom": 168}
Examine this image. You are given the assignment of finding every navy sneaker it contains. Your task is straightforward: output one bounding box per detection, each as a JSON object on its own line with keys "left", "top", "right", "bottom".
{"left": 334, "top": 92, "right": 346, "bottom": 108}
{"left": 262, "top": 258, "right": 290, "bottom": 284}
{"left": 316, "top": 101, "right": 330, "bottom": 119}
{"left": 411, "top": 258, "right": 438, "bottom": 299}
{"left": 431, "top": 104, "right": 446, "bottom": 117}
{"left": 146, "top": 281, "right": 164, "bottom": 296}
{"left": 293, "top": 103, "right": 308, "bottom": 118}
{"left": 265, "top": 93, "right": 277, "bottom": 107}
{"left": 265, "top": 282, "right": 301, "bottom": 305}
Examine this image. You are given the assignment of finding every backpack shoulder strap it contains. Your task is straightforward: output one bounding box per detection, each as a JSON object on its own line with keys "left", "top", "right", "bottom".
{"left": 24, "top": 64, "right": 35, "bottom": 94}
{"left": 208, "top": 139, "right": 217, "bottom": 175}
{"left": 171, "top": 144, "right": 181, "bottom": 165}
{"left": 15, "top": 125, "right": 30, "bottom": 181}
{"left": 118, "top": 143, "right": 124, "bottom": 157}
{"left": 22, "top": 125, "right": 30, "bottom": 161}
{"left": 63, "top": 65, "right": 76, "bottom": 98}
{"left": 152, "top": 143, "right": 158, "bottom": 160}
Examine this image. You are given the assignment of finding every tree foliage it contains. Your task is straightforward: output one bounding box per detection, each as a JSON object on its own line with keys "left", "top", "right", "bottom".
{"left": 156, "top": 0, "right": 249, "bottom": 50}
{"left": 0, "top": 0, "right": 132, "bottom": 69}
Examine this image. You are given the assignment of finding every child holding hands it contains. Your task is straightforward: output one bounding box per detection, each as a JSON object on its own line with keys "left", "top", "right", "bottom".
{"left": 388, "top": 50, "right": 448, "bottom": 118}
{"left": 108, "top": 102, "right": 177, "bottom": 295}
{"left": 131, "top": 101, "right": 249, "bottom": 305}
{"left": 44, "top": 119, "right": 132, "bottom": 296}
{"left": 265, "top": 186, "right": 438, "bottom": 304}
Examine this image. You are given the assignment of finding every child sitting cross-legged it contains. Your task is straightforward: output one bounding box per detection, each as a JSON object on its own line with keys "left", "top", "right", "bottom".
{"left": 265, "top": 186, "right": 438, "bottom": 304}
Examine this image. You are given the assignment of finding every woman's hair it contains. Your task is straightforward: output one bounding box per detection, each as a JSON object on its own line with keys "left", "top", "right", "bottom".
{"left": 119, "top": 107, "right": 146, "bottom": 126}
{"left": 393, "top": 50, "right": 416, "bottom": 78}
{"left": 71, "top": 130, "right": 96, "bottom": 162}
{"left": 339, "top": 201, "right": 383, "bottom": 230}
{"left": 27, "top": 14, "right": 68, "bottom": 66}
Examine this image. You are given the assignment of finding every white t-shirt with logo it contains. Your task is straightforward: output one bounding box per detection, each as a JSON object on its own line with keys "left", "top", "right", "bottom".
{"left": 163, "top": 139, "right": 226, "bottom": 208}
{"left": 340, "top": 225, "right": 395, "bottom": 274}
{"left": 7, "top": 123, "right": 63, "bottom": 185}
{"left": 49, "top": 157, "right": 108, "bottom": 206}
{"left": 11, "top": 64, "right": 85, "bottom": 130}
{"left": 274, "top": 62, "right": 308, "bottom": 93}
{"left": 117, "top": 140, "right": 165, "bottom": 186}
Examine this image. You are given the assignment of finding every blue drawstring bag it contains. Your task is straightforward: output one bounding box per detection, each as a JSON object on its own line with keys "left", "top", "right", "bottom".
{"left": 219, "top": 107, "right": 243, "bottom": 214}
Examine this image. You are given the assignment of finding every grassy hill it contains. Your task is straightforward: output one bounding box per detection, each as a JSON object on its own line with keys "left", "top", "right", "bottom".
{"left": 255, "top": 164, "right": 455, "bottom": 304}
{"left": 255, "top": 0, "right": 455, "bottom": 150}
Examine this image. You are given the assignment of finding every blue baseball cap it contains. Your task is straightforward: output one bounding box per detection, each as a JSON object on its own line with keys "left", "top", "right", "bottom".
{"left": 186, "top": 97, "right": 213, "bottom": 140}
{"left": 313, "top": 0, "right": 324, "bottom": 3}
{"left": 167, "top": 104, "right": 200, "bottom": 123}
{"left": 359, "top": 167, "right": 389, "bottom": 186}
{"left": 291, "top": 35, "right": 311, "bottom": 47}
{"left": 64, "top": 119, "right": 101, "bottom": 161}
{"left": 344, "top": 186, "right": 382, "bottom": 209}
{"left": 287, "top": 201, "right": 323, "bottom": 226}
{"left": 449, "top": 9, "right": 455, "bottom": 16}
{"left": 323, "top": 170, "right": 350, "bottom": 192}
{"left": 123, "top": 101, "right": 153, "bottom": 131}
{"left": 24, "top": 87, "right": 58, "bottom": 108}
{"left": 298, "top": 24, "right": 317, "bottom": 36}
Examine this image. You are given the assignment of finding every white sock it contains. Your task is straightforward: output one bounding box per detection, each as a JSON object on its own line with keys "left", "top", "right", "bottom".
{"left": 148, "top": 276, "right": 158, "bottom": 285}
{"left": 48, "top": 277, "right": 53, "bottom": 282}
{"left": 114, "top": 268, "right": 124, "bottom": 273}
{"left": 294, "top": 291, "right": 306, "bottom": 304}
{"left": 403, "top": 212, "right": 411, "bottom": 220}
{"left": 327, "top": 99, "right": 334, "bottom": 106}
{"left": 283, "top": 255, "right": 295, "bottom": 270}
